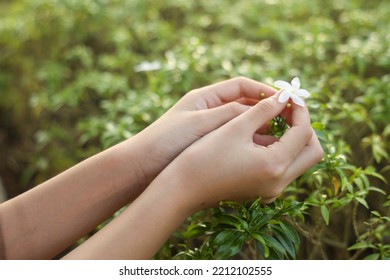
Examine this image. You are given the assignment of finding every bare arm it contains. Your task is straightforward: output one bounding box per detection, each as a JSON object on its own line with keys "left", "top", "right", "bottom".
{"left": 0, "top": 137, "right": 146, "bottom": 259}
{"left": 62, "top": 168, "right": 192, "bottom": 260}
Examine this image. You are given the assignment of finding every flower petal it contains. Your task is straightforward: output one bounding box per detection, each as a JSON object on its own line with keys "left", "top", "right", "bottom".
{"left": 290, "top": 94, "right": 305, "bottom": 107}
{"left": 274, "top": 80, "right": 293, "bottom": 90}
{"left": 278, "top": 90, "right": 290, "bottom": 103}
{"left": 296, "top": 89, "right": 310, "bottom": 97}
{"left": 291, "top": 77, "right": 300, "bottom": 89}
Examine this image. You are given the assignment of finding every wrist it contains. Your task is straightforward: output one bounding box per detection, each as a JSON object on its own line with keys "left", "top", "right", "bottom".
{"left": 121, "top": 121, "right": 182, "bottom": 190}
{"left": 108, "top": 136, "right": 152, "bottom": 200}
{"left": 113, "top": 130, "right": 185, "bottom": 200}
{"left": 148, "top": 157, "right": 208, "bottom": 216}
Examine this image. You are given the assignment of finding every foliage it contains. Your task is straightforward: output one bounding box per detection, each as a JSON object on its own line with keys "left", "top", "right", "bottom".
{"left": 174, "top": 199, "right": 302, "bottom": 260}
{"left": 0, "top": 0, "right": 389, "bottom": 259}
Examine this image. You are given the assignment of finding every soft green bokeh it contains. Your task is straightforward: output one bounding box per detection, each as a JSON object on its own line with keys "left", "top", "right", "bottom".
{"left": 0, "top": 0, "right": 389, "bottom": 259}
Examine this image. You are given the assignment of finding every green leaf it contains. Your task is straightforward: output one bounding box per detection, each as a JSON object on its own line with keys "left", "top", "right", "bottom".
{"left": 280, "top": 221, "right": 300, "bottom": 249}
{"left": 348, "top": 242, "right": 375, "bottom": 251}
{"left": 354, "top": 177, "right": 365, "bottom": 190}
{"left": 336, "top": 196, "right": 353, "bottom": 207}
{"left": 320, "top": 205, "right": 330, "bottom": 225}
{"left": 382, "top": 217, "right": 390, "bottom": 222}
{"left": 355, "top": 197, "right": 369, "bottom": 209}
{"left": 305, "top": 196, "right": 320, "bottom": 206}
{"left": 311, "top": 122, "right": 325, "bottom": 131}
{"left": 364, "top": 253, "right": 380, "bottom": 260}
{"left": 250, "top": 212, "right": 273, "bottom": 230}
{"left": 364, "top": 167, "right": 387, "bottom": 183}
{"left": 213, "top": 230, "right": 236, "bottom": 245}
{"left": 183, "top": 223, "right": 209, "bottom": 238}
{"left": 272, "top": 227, "right": 296, "bottom": 259}
{"left": 263, "top": 235, "right": 287, "bottom": 257}
{"left": 215, "top": 214, "right": 243, "bottom": 229}
{"left": 248, "top": 197, "right": 263, "bottom": 211}
{"left": 370, "top": 210, "right": 381, "bottom": 217}
{"left": 252, "top": 233, "right": 270, "bottom": 258}
{"left": 335, "top": 167, "right": 350, "bottom": 192}
{"left": 367, "top": 186, "right": 386, "bottom": 195}
{"left": 215, "top": 232, "right": 247, "bottom": 259}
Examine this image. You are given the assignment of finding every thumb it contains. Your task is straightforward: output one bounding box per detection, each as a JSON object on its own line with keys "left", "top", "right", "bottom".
{"left": 233, "top": 93, "right": 287, "bottom": 133}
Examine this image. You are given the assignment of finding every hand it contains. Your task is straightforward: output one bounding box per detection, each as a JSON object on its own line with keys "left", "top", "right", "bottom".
{"left": 157, "top": 93, "right": 323, "bottom": 213}
{"left": 128, "top": 77, "right": 278, "bottom": 193}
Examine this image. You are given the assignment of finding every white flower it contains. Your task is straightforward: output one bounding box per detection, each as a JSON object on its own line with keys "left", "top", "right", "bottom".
{"left": 273, "top": 77, "right": 310, "bottom": 107}
{"left": 134, "top": 61, "right": 161, "bottom": 72}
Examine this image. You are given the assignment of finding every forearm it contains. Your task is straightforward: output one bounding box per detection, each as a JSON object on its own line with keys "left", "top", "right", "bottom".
{"left": 0, "top": 136, "right": 146, "bottom": 259}
{"left": 62, "top": 165, "right": 193, "bottom": 260}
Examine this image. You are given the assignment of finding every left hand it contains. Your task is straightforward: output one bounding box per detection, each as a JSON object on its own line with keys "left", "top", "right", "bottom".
{"left": 126, "top": 77, "right": 279, "bottom": 193}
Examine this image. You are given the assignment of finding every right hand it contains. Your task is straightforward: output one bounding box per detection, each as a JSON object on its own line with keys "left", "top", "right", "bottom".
{"left": 158, "top": 92, "right": 323, "bottom": 212}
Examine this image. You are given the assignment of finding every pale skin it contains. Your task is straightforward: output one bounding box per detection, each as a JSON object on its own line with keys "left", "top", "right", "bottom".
{"left": 0, "top": 77, "right": 323, "bottom": 260}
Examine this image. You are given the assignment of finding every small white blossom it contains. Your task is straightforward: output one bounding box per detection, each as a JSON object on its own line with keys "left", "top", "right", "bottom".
{"left": 134, "top": 61, "right": 161, "bottom": 72}
{"left": 273, "top": 77, "right": 310, "bottom": 107}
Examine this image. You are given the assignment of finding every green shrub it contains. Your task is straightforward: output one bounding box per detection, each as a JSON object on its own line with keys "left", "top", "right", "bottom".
{"left": 0, "top": 0, "right": 388, "bottom": 259}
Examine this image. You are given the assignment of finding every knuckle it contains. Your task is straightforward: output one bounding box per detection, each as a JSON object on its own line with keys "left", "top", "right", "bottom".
{"left": 261, "top": 196, "right": 278, "bottom": 204}
{"left": 314, "top": 142, "right": 324, "bottom": 163}
{"left": 255, "top": 98, "right": 275, "bottom": 114}
{"left": 306, "top": 130, "right": 324, "bottom": 163}
{"left": 186, "top": 88, "right": 200, "bottom": 98}
{"left": 293, "top": 125, "right": 314, "bottom": 146}
{"left": 227, "top": 101, "right": 244, "bottom": 116}
{"left": 257, "top": 182, "right": 284, "bottom": 200}
{"left": 267, "top": 187, "right": 283, "bottom": 199}
{"left": 302, "top": 126, "right": 314, "bottom": 143}
{"left": 232, "top": 76, "right": 253, "bottom": 93}
{"left": 261, "top": 156, "right": 287, "bottom": 179}
{"left": 269, "top": 163, "right": 287, "bottom": 179}
{"left": 232, "top": 76, "right": 249, "bottom": 83}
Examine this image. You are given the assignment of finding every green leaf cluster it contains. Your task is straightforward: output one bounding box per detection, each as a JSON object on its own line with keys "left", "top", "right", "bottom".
{"left": 175, "top": 199, "right": 302, "bottom": 260}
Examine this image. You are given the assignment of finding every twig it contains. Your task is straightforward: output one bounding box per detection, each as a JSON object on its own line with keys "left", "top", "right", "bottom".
{"left": 352, "top": 200, "right": 359, "bottom": 237}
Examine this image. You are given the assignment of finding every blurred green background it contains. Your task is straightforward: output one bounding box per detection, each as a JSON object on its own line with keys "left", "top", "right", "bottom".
{"left": 0, "top": 0, "right": 389, "bottom": 259}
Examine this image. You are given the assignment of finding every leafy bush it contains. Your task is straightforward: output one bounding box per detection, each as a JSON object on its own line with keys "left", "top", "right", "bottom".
{"left": 0, "top": 0, "right": 389, "bottom": 259}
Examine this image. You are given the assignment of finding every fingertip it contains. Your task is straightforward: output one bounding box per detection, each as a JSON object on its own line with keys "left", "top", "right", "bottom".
{"left": 290, "top": 101, "right": 311, "bottom": 127}
{"left": 236, "top": 94, "right": 288, "bottom": 133}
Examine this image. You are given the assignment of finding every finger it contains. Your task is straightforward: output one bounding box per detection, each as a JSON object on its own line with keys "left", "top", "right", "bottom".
{"left": 283, "top": 131, "right": 324, "bottom": 181}
{"left": 258, "top": 132, "right": 323, "bottom": 204}
{"left": 196, "top": 77, "right": 277, "bottom": 108}
{"left": 279, "top": 106, "right": 292, "bottom": 126}
{"left": 231, "top": 93, "right": 288, "bottom": 134}
{"left": 197, "top": 102, "right": 251, "bottom": 133}
{"left": 255, "top": 123, "right": 272, "bottom": 135}
{"left": 232, "top": 97, "right": 261, "bottom": 106}
{"left": 253, "top": 134, "right": 278, "bottom": 146}
{"left": 279, "top": 97, "right": 306, "bottom": 126}
{"left": 266, "top": 103, "right": 313, "bottom": 164}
